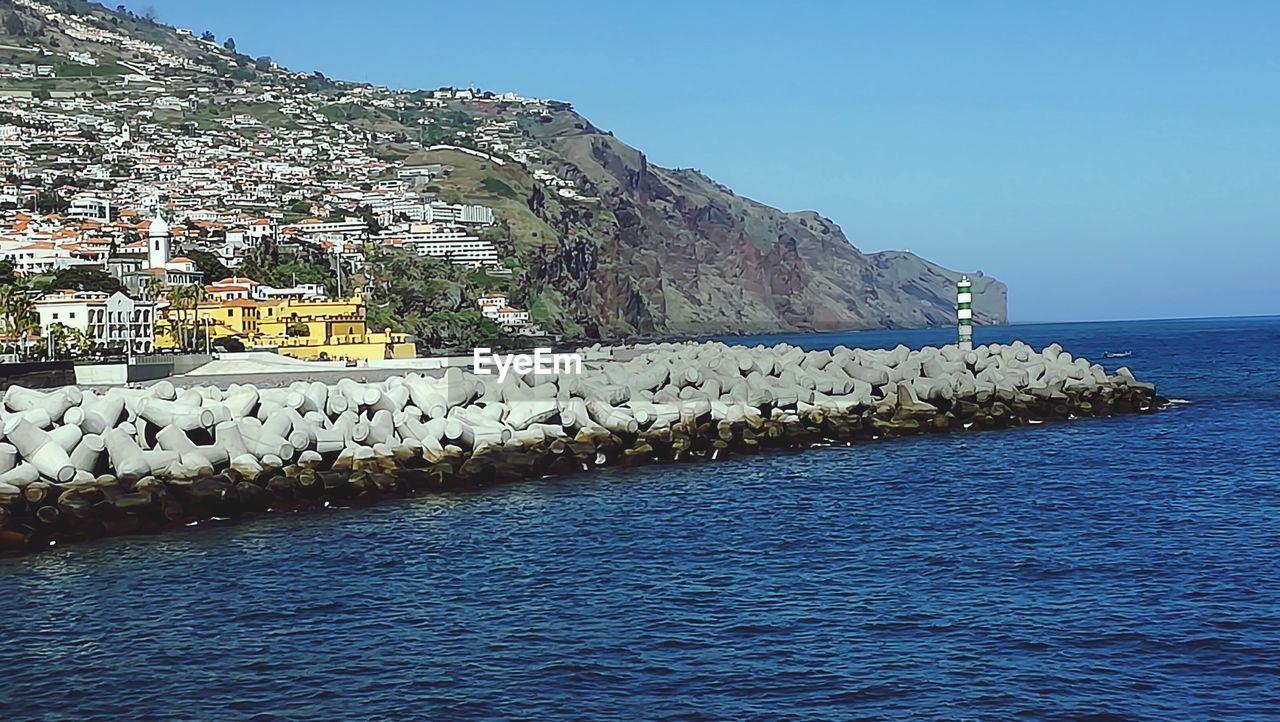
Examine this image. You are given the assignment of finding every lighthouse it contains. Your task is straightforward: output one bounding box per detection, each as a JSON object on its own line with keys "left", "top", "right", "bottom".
{"left": 148, "top": 214, "right": 170, "bottom": 270}
{"left": 957, "top": 275, "right": 973, "bottom": 351}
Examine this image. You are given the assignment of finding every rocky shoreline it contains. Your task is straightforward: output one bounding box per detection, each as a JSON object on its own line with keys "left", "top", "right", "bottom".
{"left": 0, "top": 340, "right": 1162, "bottom": 554}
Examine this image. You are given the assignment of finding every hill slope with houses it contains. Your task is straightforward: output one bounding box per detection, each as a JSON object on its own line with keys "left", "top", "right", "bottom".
{"left": 0, "top": 0, "right": 1006, "bottom": 346}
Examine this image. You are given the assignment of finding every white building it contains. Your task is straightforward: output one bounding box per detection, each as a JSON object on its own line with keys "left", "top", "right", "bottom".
{"left": 254, "top": 282, "right": 326, "bottom": 301}
{"left": 424, "top": 201, "right": 494, "bottom": 226}
{"left": 484, "top": 306, "right": 530, "bottom": 328}
{"left": 147, "top": 214, "right": 170, "bottom": 270}
{"left": 396, "top": 165, "right": 437, "bottom": 183}
{"left": 286, "top": 218, "right": 367, "bottom": 235}
{"left": 35, "top": 290, "right": 156, "bottom": 353}
{"left": 67, "top": 195, "right": 111, "bottom": 222}
{"left": 205, "top": 279, "right": 253, "bottom": 302}
{"left": 402, "top": 233, "right": 499, "bottom": 267}
{"left": 0, "top": 241, "right": 95, "bottom": 276}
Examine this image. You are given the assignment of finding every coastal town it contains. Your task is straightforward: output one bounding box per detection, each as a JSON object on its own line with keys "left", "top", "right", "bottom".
{"left": 0, "top": 3, "right": 1263, "bottom": 722}
{"left": 0, "top": 0, "right": 595, "bottom": 364}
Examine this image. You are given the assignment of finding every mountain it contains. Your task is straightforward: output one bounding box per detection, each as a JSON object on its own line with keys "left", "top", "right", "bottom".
{"left": 0, "top": 0, "right": 1007, "bottom": 340}
{"left": 416, "top": 117, "right": 1006, "bottom": 338}
{"left": 523, "top": 123, "right": 1006, "bottom": 336}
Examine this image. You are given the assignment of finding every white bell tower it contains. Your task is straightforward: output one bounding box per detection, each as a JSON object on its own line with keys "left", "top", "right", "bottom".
{"left": 148, "top": 214, "right": 170, "bottom": 269}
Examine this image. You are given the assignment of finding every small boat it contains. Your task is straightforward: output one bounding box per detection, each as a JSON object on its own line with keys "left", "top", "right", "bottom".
{"left": 1103, "top": 351, "right": 1132, "bottom": 359}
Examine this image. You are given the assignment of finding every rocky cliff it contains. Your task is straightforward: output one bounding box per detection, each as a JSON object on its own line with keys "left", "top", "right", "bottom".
{"left": 518, "top": 120, "right": 1006, "bottom": 338}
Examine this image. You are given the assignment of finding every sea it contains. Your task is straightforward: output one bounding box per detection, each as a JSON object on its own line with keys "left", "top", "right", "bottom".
{"left": 1, "top": 316, "right": 1278, "bottom": 721}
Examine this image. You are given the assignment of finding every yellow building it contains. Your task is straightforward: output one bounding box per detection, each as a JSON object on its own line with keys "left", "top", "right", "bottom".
{"left": 158, "top": 291, "right": 416, "bottom": 361}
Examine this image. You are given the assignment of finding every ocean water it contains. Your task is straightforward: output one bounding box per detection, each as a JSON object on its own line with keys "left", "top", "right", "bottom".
{"left": 2, "top": 317, "right": 1279, "bottom": 721}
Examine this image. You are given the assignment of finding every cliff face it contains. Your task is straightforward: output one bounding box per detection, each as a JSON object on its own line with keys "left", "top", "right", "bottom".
{"left": 524, "top": 123, "right": 1007, "bottom": 338}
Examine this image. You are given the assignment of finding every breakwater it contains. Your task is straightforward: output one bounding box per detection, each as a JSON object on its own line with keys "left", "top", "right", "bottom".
{"left": 0, "top": 340, "right": 1162, "bottom": 553}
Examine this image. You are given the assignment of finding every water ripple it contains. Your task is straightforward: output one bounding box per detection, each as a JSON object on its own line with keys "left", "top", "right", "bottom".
{"left": 2, "top": 318, "right": 1280, "bottom": 720}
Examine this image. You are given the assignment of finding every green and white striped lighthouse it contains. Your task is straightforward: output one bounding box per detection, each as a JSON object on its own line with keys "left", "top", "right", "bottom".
{"left": 957, "top": 275, "right": 973, "bottom": 350}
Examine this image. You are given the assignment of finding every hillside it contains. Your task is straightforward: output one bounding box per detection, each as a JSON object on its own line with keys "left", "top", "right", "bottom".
{"left": 413, "top": 124, "right": 1006, "bottom": 337}
{"left": 528, "top": 122, "right": 1005, "bottom": 336}
{"left": 0, "top": 0, "right": 1008, "bottom": 339}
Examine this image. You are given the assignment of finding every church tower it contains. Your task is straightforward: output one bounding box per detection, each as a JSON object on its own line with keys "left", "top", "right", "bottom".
{"left": 148, "top": 215, "right": 170, "bottom": 269}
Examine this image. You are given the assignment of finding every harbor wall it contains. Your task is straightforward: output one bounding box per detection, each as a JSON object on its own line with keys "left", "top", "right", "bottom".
{"left": 0, "top": 361, "right": 76, "bottom": 391}
{"left": 0, "top": 340, "right": 1164, "bottom": 553}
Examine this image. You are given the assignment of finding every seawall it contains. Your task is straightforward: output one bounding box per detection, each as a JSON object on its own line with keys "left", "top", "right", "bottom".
{"left": 0, "top": 360, "right": 75, "bottom": 390}
{"left": 0, "top": 340, "right": 1163, "bottom": 553}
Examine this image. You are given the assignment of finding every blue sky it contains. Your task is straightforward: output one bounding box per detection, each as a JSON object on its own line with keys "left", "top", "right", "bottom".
{"left": 139, "top": 1, "right": 1278, "bottom": 322}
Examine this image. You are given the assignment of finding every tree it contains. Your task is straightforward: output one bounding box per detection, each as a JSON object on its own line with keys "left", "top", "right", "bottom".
{"left": 223, "top": 37, "right": 236, "bottom": 52}
{"left": 0, "top": 259, "right": 15, "bottom": 285}
{"left": 0, "top": 284, "right": 36, "bottom": 353}
{"left": 165, "top": 283, "right": 206, "bottom": 351}
{"left": 201, "top": 30, "right": 215, "bottom": 42}
{"left": 254, "top": 55, "right": 272, "bottom": 72}
{"left": 422, "top": 310, "right": 499, "bottom": 350}
{"left": 355, "top": 204, "right": 381, "bottom": 234}
{"left": 238, "top": 245, "right": 336, "bottom": 294}
{"left": 139, "top": 275, "right": 163, "bottom": 302}
{"left": 46, "top": 322, "right": 89, "bottom": 358}
{"left": 286, "top": 321, "right": 309, "bottom": 337}
{"left": 214, "top": 336, "right": 245, "bottom": 352}
{"left": 48, "top": 266, "right": 123, "bottom": 294}
{"left": 183, "top": 249, "right": 231, "bottom": 283}
{"left": 360, "top": 248, "right": 519, "bottom": 350}
{"left": 34, "top": 189, "right": 67, "bottom": 214}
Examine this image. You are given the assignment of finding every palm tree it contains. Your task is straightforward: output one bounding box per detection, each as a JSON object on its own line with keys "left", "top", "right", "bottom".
{"left": 140, "top": 276, "right": 163, "bottom": 302}
{"left": 0, "top": 284, "right": 36, "bottom": 356}
{"left": 188, "top": 284, "right": 208, "bottom": 350}
{"left": 46, "top": 322, "right": 89, "bottom": 359}
{"left": 166, "top": 283, "right": 199, "bottom": 350}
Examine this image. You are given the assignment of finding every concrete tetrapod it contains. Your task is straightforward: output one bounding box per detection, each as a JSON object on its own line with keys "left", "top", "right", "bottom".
{"left": 0, "top": 339, "right": 1165, "bottom": 553}
{"left": 4, "top": 417, "right": 77, "bottom": 483}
